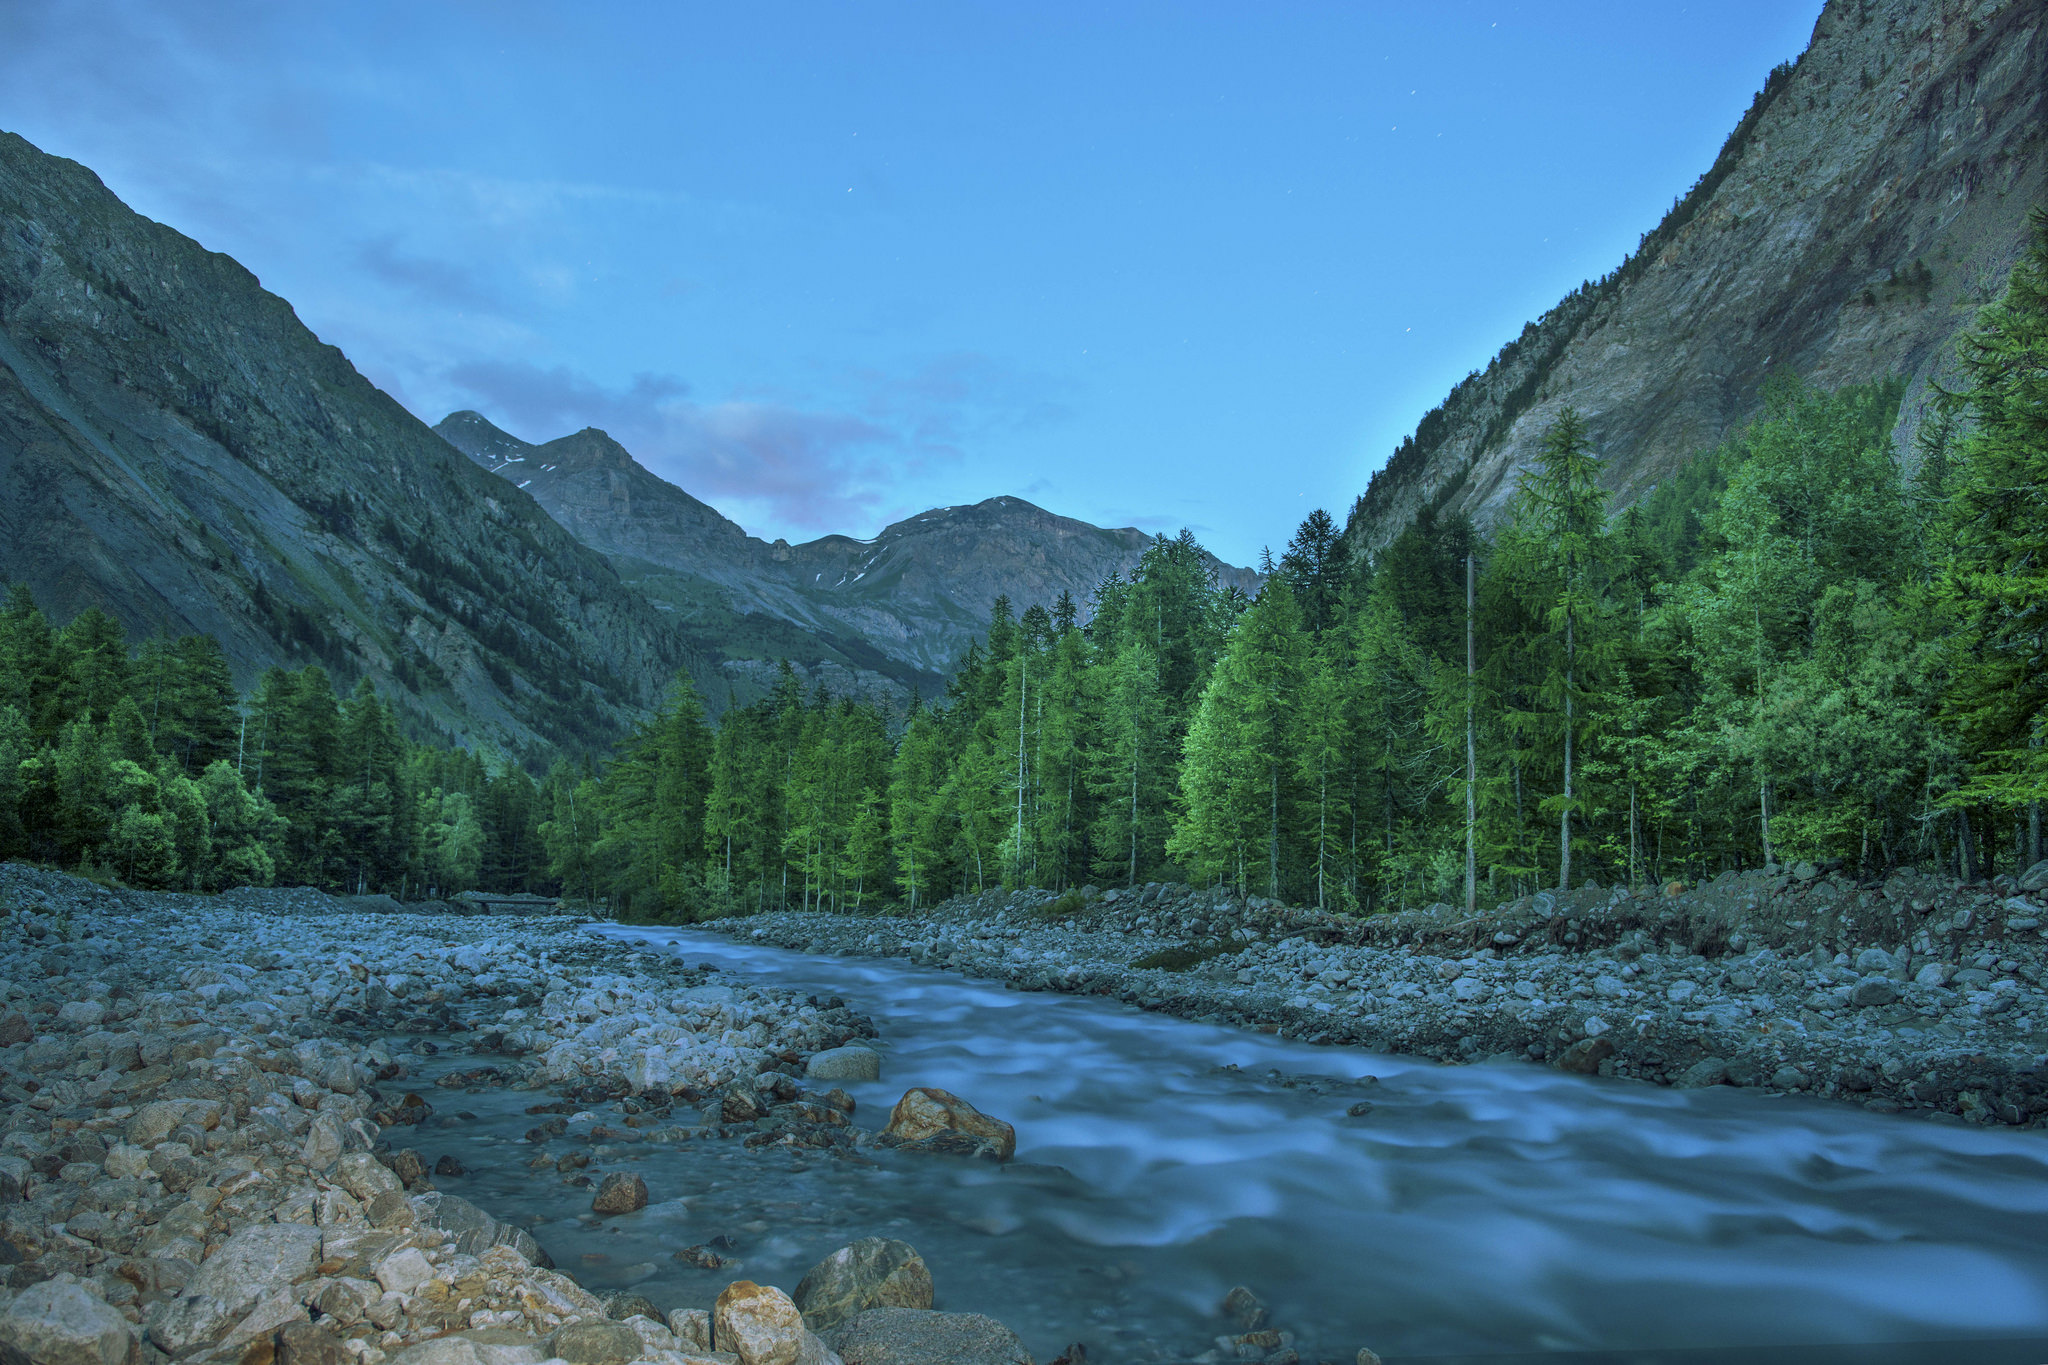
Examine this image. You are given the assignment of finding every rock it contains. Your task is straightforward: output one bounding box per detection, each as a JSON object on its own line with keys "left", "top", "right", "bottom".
{"left": 548, "top": 1321, "right": 645, "bottom": 1365}
{"left": 123, "top": 1102, "right": 186, "bottom": 1148}
{"left": 300, "top": 1113, "right": 345, "bottom": 1171}
{"left": 184, "top": 1222, "right": 325, "bottom": 1317}
{"left": 722, "top": 1089, "right": 768, "bottom": 1124}
{"left": 1850, "top": 979, "right": 1900, "bottom": 1008}
{"left": 143, "top": 1296, "right": 234, "bottom": 1356}
{"left": 275, "top": 1319, "right": 347, "bottom": 1365}
{"left": 1676, "top": 1058, "right": 1730, "bottom": 1089}
{"left": 1770, "top": 1066, "right": 1809, "bottom": 1090}
{"left": 100, "top": 1144, "right": 150, "bottom": 1181}
{"left": 1221, "top": 1287, "right": 1266, "bottom": 1331}
{"left": 386, "top": 1148, "right": 429, "bottom": 1188}
{"left": 1854, "top": 948, "right": 1898, "bottom": 974}
{"left": 0, "top": 1278, "right": 140, "bottom": 1365}
{"left": 668, "top": 1310, "right": 713, "bottom": 1351}
{"left": 882, "top": 1088, "right": 1016, "bottom": 1161}
{"left": 601, "top": 1293, "right": 662, "bottom": 1323}
{"left": 715, "top": 1281, "right": 808, "bottom": 1365}
{"left": 334, "top": 1151, "right": 403, "bottom": 1203}
{"left": 55, "top": 1000, "right": 105, "bottom": 1028}
{"left": 0, "top": 1014, "right": 30, "bottom": 1045}
{"left": 1915, "top": 962, "right": 1952, "bottom": 988}
{"left": 1556, "top": 1036, "right": 1615, "bottom": 1074}
{"left": 806, "top": 1047, "right": 883, "bottom": 1083}
{"left": 793, "top": 1238, "right": 934, "bottom": 1332}
{"left": 373, "top": 1247, "right": 435, "bottom": 1295}
{"left": 591, "top": 1172, "right": 649, "bottom": 1214}
{"left": 2019, "top": 859, "right": 2048, "bottom": 893}
{"left": 434, "top": 1154, "right": 466, "bottom": 1177}
{"left": 830, "top": 1308, "right": 1033, "bottom": 1365}
{"left": 1357, "top": 1352, "right": 1383, "bottom": 1365}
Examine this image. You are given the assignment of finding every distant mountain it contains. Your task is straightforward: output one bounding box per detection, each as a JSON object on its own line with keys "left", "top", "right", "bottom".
{"left": 1342, "top": 0, "right": 2048, "bottom": 554}
{"left": 0, "top": 129, "right": 714, "bottom": 757}
{"left": 434, "top": 412, "right": 1262, "bottom": 675}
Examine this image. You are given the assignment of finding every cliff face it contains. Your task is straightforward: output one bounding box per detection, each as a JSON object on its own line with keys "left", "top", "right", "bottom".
{"left": 0, "top": 131, "right": 693, "bottom": 756}
{"left": 1343, "top": 0, "right": 2048, "bottom": 554}
{"left": 435, "top": 412, "right": 1262, "bottom": 675}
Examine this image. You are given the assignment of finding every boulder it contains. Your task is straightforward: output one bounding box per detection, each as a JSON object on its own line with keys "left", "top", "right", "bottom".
{"left": 793, "top": 1239, "right": 934, "bottom": 1332}
{"left": 0, "top": 1279, "right": 140, "bottom": 1365}
{"left": 184, "top": 1222, "right": 325, "bottom": 1317}
{"left": 334, "top": 1152, "right": 404, "bottom": 1203}
{"left": 830, "top": 1308, "right": 1033, "bottom": 1365}
{"left": 668, "top": 1310, "right": 712, "bottom": 1351}
{"left": 805, "top": 1047, "right": 882, "bottom": 1083}
{"left": 2019, "top": 859, "right": 2048, "bottom": 893}
{"left": 300, "top": 1113, "right": 345, "bottom": 1171}
{"left": 882, "top": 1089, "right": 1016, "bottom": 1161}
{"left": 715, "top": 1281, "right": 807, "bottom": 1365}
{"left": 373, "top": 1247, "right": 435, "bottom": 1296}
{"left": 591, "top": 1172, "right": 648, "bottom": 1215}
{"left": 600, "top": 1293, "right": 662, "bottom": 1323}
{"left": 1555, "top": 1036, "right": 1614, "bottom": 1075}
{"left": 1850, "top": 979, "right": 1900, "bottom": 1008}
{"left": 1675, "top": 1058, "right": 1730, "bottom": 1089}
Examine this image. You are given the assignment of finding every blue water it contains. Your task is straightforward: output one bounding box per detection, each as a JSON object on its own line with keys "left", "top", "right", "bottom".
{"left": 414, "top": 926, "right": 2048, "bottom": 1364}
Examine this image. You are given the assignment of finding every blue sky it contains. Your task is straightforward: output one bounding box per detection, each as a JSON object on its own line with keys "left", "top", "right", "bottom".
{"left": 1, "top": 1, "right": 1821, "bottom": 567}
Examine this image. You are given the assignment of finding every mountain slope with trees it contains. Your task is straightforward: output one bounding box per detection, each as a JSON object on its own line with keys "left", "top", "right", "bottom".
{"left": 1342, "top": 0, "right": 2048, "bottom": 556}
{"left": 0, "top": 130, "right": 697, "bottom": 761}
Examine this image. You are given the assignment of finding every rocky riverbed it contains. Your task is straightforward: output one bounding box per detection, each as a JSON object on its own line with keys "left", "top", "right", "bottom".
{"left": 721, "top": 860, "right": 2048, "bottom": 1127}
{"left": 0, "top": 863, "right": 1074, "bottom": 1365}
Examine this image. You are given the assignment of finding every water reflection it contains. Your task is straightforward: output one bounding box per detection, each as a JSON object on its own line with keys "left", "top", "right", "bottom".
{"left": 410, "top": 925, "right": 2048, "bottom": 1364}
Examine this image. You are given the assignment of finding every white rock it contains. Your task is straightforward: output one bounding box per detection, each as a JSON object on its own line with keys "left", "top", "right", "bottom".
{"left": 0, "top": 1278, "right": 139, "bottom": 1365}
{"left": 374, "top": 1247, "right": 436, "bottom": 1296}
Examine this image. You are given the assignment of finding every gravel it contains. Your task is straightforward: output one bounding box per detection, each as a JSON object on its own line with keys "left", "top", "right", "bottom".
{"left": 717, "top": 860, "right": 2048, "bottom": 1126}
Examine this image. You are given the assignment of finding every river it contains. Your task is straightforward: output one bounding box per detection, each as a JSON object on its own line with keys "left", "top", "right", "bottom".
{"left": 415, "top": 925, "right": 2048, "bottom": 1364}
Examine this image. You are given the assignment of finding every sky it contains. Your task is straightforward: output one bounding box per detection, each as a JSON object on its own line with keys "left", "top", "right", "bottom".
{"left": 0, "top": 1, "right": 1823, "bottom": 568}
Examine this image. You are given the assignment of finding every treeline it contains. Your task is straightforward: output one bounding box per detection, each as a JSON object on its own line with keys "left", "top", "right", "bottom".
{"left": 0, "top": 596, "right": 555, "bottom": 896}
{"left": 563, "top": 211, "right": 2048, "bottom": 921}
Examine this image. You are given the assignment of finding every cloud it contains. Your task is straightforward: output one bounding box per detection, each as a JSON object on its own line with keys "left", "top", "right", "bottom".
{"left": 356, "top": 238, "right": 500, "bottom": 311}
{"left": 442, "top": 361, "right": 899, "bottom": 532}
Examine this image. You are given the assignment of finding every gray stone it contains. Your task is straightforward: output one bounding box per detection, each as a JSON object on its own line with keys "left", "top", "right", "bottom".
{"left": 299, "top": 1113, "right": 344, "bottom": 1172}
{"left": 184, "top": 1222, "right": 325, "bottom": 1317}
{"left": 805, "top": 1047, "right": 883, "bottom": 1083}
{"left": 591, "top": 1172, "right": 648, "bottom": 1215}
{"left": 1676, "top": 1058, "right": 1730, "bottom": 1089}
{"left": 2019, "top": 859, "right": 2048, "bottom": 893}
{"left": 0, "top": 1279, "right": 140, "bottom": 1365}
{"left": 144, "top": 1296, "right": 235, "bottom": 1356}
{"left": 829, "top": 1309, "right": 1033, "bottom": 1365}
{"left": 716, "top": 1281, "right": 807, "bottom": 1365}
{"left": 335, "top": 1152, "right": 403, "bottom": 1203}
{"left": 793, "top": 1239, "right": 934, "bottom": 1333}
{"left": 1850, "top": 979, "right": 1900, "bottom": 1008}
{"left": 1854, "top": 948, "right": 1898, "bottom": 974}
{"left": 1770, "top": 1066, "right": 1809, "bottom": 1090}
{"left": 373, "top": 1247, "right": 435, "bottom": 1295}
{"left": 549, "top": 1320, "right": 645, "bottom": 1365}
{"left": 668, "top": 1310, "right": 712, "bottom": 1351}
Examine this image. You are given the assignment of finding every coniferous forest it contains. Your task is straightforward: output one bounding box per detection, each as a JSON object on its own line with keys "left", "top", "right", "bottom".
{"left": 3, "top": 214, "right": 2043, "bottom": 918}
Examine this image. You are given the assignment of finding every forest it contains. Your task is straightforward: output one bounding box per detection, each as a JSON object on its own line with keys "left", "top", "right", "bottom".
{"left": 0, "top": 214, "right": 2040, "bottom": 918}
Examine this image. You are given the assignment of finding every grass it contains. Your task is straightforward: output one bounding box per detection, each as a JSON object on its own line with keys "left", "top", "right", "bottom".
{"left": 1132, "top": 940, "right": 1232, "bottom": 972}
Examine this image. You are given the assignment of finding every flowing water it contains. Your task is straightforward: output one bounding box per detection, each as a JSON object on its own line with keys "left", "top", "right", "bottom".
{"left": 410, "top": 926, "right": 2048, "bottom": 1364}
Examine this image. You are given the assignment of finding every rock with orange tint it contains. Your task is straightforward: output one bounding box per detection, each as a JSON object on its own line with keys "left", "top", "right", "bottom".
{"left": 881, "top": 1089, "right": 1015, "bottom": 1162}
{"left": 714, "top": 1281, "right": 806, "bottom": 1365}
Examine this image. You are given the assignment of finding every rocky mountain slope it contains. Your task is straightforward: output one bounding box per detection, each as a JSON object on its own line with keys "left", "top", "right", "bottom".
{"left": 435, "top": 411, "right": 1262, "bottom": 675}
{"left": 1342, "top": 0, "right": 2048, "bottom": 554}
{"left": 0, "top": 130, "right": 699, "bottom": 757}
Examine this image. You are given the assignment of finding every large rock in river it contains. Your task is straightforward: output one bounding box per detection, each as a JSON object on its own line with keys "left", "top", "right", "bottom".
{"left": 793, "top": 1239, "right": 933, "bottom": 1332}
{"left": 806, "top": 1047, "right": 882, "bottom": 1083}
{"left": 882, "top": 1089, "right": 1015, "bottom": 1161}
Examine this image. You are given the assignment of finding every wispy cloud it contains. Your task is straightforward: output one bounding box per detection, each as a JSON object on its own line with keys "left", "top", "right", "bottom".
{"left": 442, "top": 361, "right": 899, "bottom": 531}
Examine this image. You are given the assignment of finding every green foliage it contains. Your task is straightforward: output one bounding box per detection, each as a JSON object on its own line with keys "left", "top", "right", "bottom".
{"left": 0, "top": 587, "right": 555, "bottom": 897}
{"left": 1131, "top": 940, "right": 1230, "bottom": 971}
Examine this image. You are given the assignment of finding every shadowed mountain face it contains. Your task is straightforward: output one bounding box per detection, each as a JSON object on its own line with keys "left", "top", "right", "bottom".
{"left": 1342, "top": 0, "right": 2048, "bottom": 554}
{"left": 0, "top": 130, "right": 694, "bottom": 758}
{"left": 435, "top": 412, "right": 1263, "bottom": 675}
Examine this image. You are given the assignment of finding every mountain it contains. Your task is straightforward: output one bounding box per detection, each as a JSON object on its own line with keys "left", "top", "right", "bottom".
{"left": 434, "top": 411, "right": 1263, "bottom": 675}
{"left": 1341, "top": 0, "right": 2048, "bottom": 554}
{"left": 0, "top": 129, "right": 701, "bottom": 757}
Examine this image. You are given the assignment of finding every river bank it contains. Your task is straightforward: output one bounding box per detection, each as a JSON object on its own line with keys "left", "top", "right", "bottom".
{"left": 715, "top": 861, "right": 2048, "bottom": 1125}
{"left": 0, "top": 863, "right": 1050, "bottom": 1365}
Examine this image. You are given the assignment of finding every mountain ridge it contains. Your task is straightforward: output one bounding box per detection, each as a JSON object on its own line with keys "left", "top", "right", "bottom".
{"left": 434, "top": 410, "right": 1263, "bottom": 675}
{"left": 1341, "top": 0, "right": 2048, "bottom": 555}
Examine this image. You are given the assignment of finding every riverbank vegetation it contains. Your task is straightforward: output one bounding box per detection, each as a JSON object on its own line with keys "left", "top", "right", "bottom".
{"left": 1, "top": 216, "right": 2041, "bottom": 918}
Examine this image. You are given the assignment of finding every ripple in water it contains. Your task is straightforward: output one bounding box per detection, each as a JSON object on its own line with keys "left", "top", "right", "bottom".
{"left": 407, "top": 926, "right": 2048, "bottom": 1364}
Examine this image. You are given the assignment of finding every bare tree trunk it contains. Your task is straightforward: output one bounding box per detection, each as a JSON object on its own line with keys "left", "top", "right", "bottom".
{"left": 1958, "top": 806, "right": 1979, "bottom": 883}
{"left": 1560, "top": 612, "right": 1573, "bottom": 892}
{"left": 1465, "top": 553, "right": 1477, "bottom": 915}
